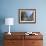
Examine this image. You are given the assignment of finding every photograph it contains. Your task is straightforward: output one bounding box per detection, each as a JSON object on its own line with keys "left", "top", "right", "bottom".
{"left": 19, "top": 9, "right": 36, "bottom": 23}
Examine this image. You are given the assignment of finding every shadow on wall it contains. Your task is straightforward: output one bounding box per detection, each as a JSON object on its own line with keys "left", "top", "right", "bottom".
{"left": 0, "top": 16, "right": 5, "bottom": 32}
{"left": 0, "top": 16, "right": 5, "bottom": 46}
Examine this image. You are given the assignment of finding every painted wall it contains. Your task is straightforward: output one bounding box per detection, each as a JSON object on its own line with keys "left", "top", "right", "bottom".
{"left": 0, "top": 0, "right": 46, "bottom": 46}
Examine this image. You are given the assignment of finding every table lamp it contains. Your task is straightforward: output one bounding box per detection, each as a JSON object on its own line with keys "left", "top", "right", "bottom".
{"left": 5, "top": 18, "right": 14, "bottom": 35}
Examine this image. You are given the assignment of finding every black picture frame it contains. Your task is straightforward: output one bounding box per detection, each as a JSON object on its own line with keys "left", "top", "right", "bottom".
{"left": 19, "top": 9, "right": 36, "bottom": 24}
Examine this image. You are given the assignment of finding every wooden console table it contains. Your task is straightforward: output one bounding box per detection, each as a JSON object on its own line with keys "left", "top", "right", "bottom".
{"left": 4, "top": 32, "right": 43, "bottom": 46}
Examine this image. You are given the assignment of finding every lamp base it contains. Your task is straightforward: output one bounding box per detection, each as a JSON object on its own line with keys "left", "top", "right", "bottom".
{"left": 8, "top": 32, "right": 11, "bottom": 35}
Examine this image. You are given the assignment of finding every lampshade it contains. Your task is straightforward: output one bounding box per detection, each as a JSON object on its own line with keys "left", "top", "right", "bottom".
{"left": 5, "top": 18, "right": 14, "bottom": 25}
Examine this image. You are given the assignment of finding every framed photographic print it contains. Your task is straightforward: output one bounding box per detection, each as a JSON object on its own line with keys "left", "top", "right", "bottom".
{"left": 19, "top": 9, "right": 36, "bottom": 24}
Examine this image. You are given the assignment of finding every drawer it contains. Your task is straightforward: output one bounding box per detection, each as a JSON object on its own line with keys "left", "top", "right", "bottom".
{"left": 4, "top": 35, "right": 24, "bottom": 40}
{"left": 4, "top": 40, "right": 16, "bottom": 46}
{"left": 25, "top": 35, "right": 43, "bottom": 40}
{"left": 4, "top": 40, "right": 24, "bottom": 46}
{"left": 24, "top": 40, "right": 43, "bottom": 46}
{"left": 32, "top": 40, "right": 43, "bottom": 46}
